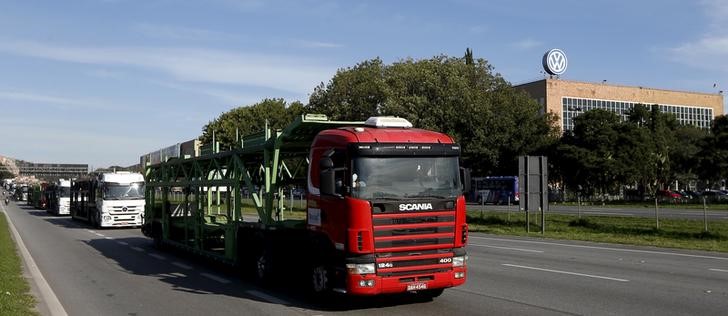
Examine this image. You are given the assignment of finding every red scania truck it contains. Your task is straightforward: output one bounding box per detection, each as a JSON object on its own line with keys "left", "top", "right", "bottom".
{"left": 142, "top": 114, "right": 469, "bottom": 297}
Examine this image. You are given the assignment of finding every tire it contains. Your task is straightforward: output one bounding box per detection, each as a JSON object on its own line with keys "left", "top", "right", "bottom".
{"left": 310, "top": 264, "right": 330, "bottom": 295}
{"left": 254, "top": 251, "right": 273, "bottom": 285}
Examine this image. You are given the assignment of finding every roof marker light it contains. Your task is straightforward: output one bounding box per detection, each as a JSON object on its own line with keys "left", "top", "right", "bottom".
{"left": 364, "top": 117, "right": 413, "bottom": 128}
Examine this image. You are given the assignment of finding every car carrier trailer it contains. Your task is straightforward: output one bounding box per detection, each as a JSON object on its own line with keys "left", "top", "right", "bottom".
{"left": 142, "top": 114, "right": 469, "bottom": 297}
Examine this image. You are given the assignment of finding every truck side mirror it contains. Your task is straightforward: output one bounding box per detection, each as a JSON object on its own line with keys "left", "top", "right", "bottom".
{"left": 320, "top": 157, "right": 335, "bottom": 196}
{"left": 460, "top": 167, "right": 471, "bottom": 193}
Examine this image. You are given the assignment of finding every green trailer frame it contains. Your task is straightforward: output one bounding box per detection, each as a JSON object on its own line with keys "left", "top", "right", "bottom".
{"left": 144, "top": 114, "right": 364, "bottom": 264}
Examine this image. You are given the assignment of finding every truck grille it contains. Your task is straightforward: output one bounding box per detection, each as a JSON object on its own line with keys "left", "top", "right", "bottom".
{"left": 371, "top": 200, "right": 456, "bottom": 277}
{"left": 110, "top": 205, "right": 142, "bottom": 214}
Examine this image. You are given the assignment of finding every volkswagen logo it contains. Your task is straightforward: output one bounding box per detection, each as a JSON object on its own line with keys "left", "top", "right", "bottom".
{"left": 542, "top": 48, "right": 568, "bottom": 76}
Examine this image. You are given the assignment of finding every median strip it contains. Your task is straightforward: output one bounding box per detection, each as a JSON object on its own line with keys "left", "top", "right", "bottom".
{"left": 502, "top": 263, "right": 629, "bottom": 282}
{"left": 2, "top": 206, "right": 67, "bottom": 315}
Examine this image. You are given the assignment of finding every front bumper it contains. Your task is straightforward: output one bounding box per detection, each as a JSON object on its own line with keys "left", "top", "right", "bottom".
{"left": 345, "top": 266, "right": 466, "bottom": 295}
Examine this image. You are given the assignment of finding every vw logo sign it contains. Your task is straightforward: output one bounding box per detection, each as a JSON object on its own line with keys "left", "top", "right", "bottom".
{"left": 542, "top": 49, "right": 568, "bottom": 75}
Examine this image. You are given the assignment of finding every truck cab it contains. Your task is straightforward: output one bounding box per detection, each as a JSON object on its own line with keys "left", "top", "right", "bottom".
{"left": 308, "top": 117, "right": 468, "bottom": 295}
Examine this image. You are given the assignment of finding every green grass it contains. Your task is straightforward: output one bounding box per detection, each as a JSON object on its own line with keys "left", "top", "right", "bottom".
{"left": 552, "top": 200, "right": 728, "bottom": 211}
{"left": 467, "top": 210, "right": 728, "bottom": 252}
{"left": 0, "top": 214, "right": 37, "bottom": 316}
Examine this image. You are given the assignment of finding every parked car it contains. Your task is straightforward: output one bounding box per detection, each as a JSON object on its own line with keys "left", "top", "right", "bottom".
{"left": 657, "top": 190, "right": 683, "bottom": 203}
{"left": 657, "top": 190, "right": 682, "bottom": 198}
{"left": 700, "top": 190, "right": 728, "bottom": 202}
{"left": 678, "top": 190, "right": 703, "bottom": 201}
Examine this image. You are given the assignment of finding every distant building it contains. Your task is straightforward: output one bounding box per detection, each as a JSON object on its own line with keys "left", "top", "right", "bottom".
{"left": 17, "top": 162, "right": 88, "bottom": 180}
{"left": 515, "top": 79, "right": 725, "bottom": 132}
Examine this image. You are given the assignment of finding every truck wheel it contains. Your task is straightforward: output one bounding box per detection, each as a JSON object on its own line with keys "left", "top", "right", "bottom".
{"left": 310, "top": 264, "right": 330, "bottom": 294}
{"left": 255, "top": 252, "right": 272, "bottom": 284}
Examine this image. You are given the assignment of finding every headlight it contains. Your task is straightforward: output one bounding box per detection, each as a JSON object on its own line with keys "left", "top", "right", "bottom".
{"left": 453, "top": 256, "right": 467, "bottom": 267}
{"left": 346, "top": 263, "right": 376, "bottom": 275}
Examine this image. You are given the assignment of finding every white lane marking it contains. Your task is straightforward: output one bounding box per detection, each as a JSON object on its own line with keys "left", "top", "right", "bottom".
{"left": 104, "top": 236, "right": 113, "bottom": 240}
{"left": 117, "top": 241, "right": 129, "bottom": 246}
{"left": 502, "top": 263, "right": 629, "bottom": 282}
{"left": 709, "top": 268, "right": 728, "bottom": 273}
{"left": 247, "top": 290, "right": 289, "bottom": 305}
{"left": 94, "top": 233, "right": 105, "bottom": 237}
{"left": 86, "top": 229, "right": 95, "bottom": 234}
{"left": 473, "top": 236, "right": 728, "bottom": 261}
{"left": 131, "top": 246, "right": 144, "bottom": 252}
{"left": 469, "top": 243, "right": 544, "bottom": 253}
{"left": 149, "top": 253, "right": 166, "bottom": 260}
{"left": 172, "top": 262, "right": 193, "bottom": 270}
{"left": 201, "top": 272, "right": 231, "bottom": 284}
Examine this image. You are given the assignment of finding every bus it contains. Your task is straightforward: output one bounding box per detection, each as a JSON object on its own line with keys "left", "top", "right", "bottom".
{"left": 470, "top": 176, "right": 519, "bottom": 205}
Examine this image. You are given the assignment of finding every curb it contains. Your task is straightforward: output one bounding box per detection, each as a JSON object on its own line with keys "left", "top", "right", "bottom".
{"left": 1, "top": 203, "right": 68, "bottom": 316}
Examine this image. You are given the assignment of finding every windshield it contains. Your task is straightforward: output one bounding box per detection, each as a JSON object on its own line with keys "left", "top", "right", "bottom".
{"left": 103, "top": 182, "right": 145, "bottom": 200}
{"left": 352, "top": 156, "right": 461, "bottom": 200}
{"left": 59, "top": 187, "right": 71, "bottom": 197}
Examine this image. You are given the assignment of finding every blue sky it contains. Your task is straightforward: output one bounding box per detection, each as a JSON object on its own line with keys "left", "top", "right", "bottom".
{"left": 0, "top": 0, "right": 726, "bottom": 169}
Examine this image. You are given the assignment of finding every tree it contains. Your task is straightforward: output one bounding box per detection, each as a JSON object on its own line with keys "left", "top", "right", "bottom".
{"left": 0, "top": 162, "right": 13, "bottom": 179}
{"left": 698, "top": 115, "right": 728, "bottom": 185}
{"left": 308, "top": 58, "right": 388, "bottom": 121}
{"left": 554, "top": 109, "right": 622, "bottom": 198}
{"left": 307, "top": 52, "right": 558, "bottom": 175}
{"left": 200, "top": 98, "right": 305, "bottom": 149}
{"left": 671, "top": 125, "right": 708, "bottom": 188}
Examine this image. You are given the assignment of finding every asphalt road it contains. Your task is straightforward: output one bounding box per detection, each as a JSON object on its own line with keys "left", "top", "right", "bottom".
{"left": 3, "top": 199, "right": 728, "bottom": 315}
{"left": 468, "top": 203, "right": 728, "bottom": 220}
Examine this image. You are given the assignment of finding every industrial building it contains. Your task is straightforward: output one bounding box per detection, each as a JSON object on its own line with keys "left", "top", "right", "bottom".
{"left": 516, "top": 78, "right": 725, "bottom": 132}
{"left": 17, "top": 162, "right": 88, "bottom": 180}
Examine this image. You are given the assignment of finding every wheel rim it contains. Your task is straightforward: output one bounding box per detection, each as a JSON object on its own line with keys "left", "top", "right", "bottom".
{"left": 312, "top": 266, "right": 328, "bottom": 292}
{"left": 256, "top": 255, "right": 267, "bottom": 280}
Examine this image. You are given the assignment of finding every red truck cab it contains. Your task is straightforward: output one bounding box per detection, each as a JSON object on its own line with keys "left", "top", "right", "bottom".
{"left": 307, "top": 117, "right": 468, "bottom": 296}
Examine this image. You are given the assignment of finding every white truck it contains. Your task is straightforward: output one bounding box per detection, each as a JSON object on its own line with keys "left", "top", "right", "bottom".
{"left": 70, "top": 172, "right": 145, "bottom": 228}
{"left": 47, "top": 179, "right": 72, "bottom": 215}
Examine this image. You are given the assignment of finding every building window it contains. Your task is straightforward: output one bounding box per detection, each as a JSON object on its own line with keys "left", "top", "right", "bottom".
{"left": 560, "top": 97, "right": 714, "bottom": 131}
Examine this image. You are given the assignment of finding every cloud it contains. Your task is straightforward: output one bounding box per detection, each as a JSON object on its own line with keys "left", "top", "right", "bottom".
{"left": 512, "top": 38, "right": 542, "bottom": 50}
{"left": 290, "top": 39, "right": 343, "bottom": 49}
{"left": 85, "top": 68, "right": 126, "bottom": 79}
{"left": 132, "top": 23, "right": 236, "bottom": 41}
{"left": 148, "top": 80, "right": 264, "bottom": 105}
{"left": 0, "top": 39, "right": 336, "bottom": 94}
{"left": 670, "top": 36, "right": 728, "bottom": 72}
{"left": 669, "top": 2, "right": 728, "bottom": 72}
{"left": 0, "top": 90, "right": 110, "bottom": 110}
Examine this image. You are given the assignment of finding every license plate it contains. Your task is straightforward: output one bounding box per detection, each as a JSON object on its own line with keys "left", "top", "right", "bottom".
{"left": 407, "top": 282, "right": 428, "bottom": 291}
